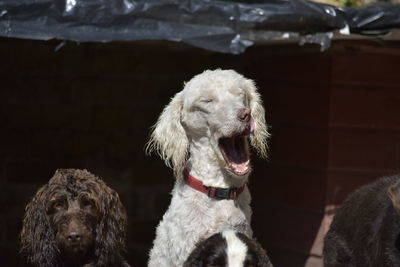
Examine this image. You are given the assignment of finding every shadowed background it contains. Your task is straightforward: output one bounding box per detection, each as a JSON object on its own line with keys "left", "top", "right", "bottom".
{"left": 0, "top": 37, "right": 399, "bottom": 266}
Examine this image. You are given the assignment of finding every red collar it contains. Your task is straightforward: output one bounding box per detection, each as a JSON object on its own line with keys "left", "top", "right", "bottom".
{"left": 183, "top": 169, "right": 245, "bottom": 200}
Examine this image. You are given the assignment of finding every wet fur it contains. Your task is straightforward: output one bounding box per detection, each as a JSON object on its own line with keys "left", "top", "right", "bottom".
{"left": 20, "top": 169, "right": 129, "bottom": 267}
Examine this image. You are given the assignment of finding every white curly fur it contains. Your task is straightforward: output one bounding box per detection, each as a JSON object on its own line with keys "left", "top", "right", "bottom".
{"left": 146, "top": 69, "right": 269, "bottom": 267}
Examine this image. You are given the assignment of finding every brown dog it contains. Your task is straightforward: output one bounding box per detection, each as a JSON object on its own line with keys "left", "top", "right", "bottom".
{"left": 20, "top": 169, "right": 130, "bottom": 267}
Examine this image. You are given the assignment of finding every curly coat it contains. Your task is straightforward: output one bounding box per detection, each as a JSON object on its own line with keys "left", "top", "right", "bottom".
{"left": 20, "top": 169, "right": 130, "bottom": 267}
{"left": 146, "top": 69, "right": 269, "bottom": 266}
{"left": 323, "top": 174, "right": 400, "bottom": 267}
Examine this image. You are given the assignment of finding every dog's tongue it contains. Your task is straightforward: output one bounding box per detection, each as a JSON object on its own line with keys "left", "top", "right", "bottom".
{"left": 230, "top": 161, "right": 249, "bottom": 175}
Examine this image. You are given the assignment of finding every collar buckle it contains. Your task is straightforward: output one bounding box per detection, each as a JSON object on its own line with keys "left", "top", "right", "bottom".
{"left": 207, "top": 187, "right": 237, "bottom": 200}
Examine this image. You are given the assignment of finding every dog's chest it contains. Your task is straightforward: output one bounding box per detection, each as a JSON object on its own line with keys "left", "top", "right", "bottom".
{"left": 152, "top": 185, "right": 252, "bottom": 266}
{"left": 203, "top": 199, "right": 250, "bottom": 235}
{"left": 170, "top": 187, "right": 252, "bottom": 236}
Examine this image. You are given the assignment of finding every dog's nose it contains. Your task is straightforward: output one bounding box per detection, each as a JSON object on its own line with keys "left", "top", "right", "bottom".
{"left": 67, "top": 232, "right": 81, "bottom": 243}
{"left": 237, "top": 108, "right": 250, "bottom": 122}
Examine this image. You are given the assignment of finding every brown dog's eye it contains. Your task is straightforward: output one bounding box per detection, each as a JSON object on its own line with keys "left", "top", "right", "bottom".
{"left": 47, "top": 199, "right": 66, "bottom": 214}
{"left": 84, "top": 200, "right": 93, "bottom": 208}
{"left": 80, "top": 197, "right": 96, "bottom": 211}
{"left": 54, "top": 202, "right": 63, "bottom": 209}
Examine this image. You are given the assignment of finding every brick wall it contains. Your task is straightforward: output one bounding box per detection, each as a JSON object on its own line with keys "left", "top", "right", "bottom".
{"left": 0, "top": 37, "right": 399, "bottom": 267}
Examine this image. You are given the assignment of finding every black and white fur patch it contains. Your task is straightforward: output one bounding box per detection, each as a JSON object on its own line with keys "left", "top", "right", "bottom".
{"left": 184, "top": 230, "right": 273, "bottom": 267}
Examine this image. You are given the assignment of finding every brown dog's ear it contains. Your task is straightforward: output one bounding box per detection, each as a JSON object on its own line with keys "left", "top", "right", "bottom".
{"left": 387, "top": 181, "right": 400, "bottom": 212}
{"left": 20, "top": 184, "right": 59, "bottom": 267}
{"left": 95, "top": 185, "right": 128, "bottom": 267}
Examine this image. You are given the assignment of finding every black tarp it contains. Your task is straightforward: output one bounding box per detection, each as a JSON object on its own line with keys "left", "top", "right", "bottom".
{"left": 0, "top": 0, "right": 399, "bottom": 54}
{"left": 346, "top": 5, "right": 400, "bottom": 35}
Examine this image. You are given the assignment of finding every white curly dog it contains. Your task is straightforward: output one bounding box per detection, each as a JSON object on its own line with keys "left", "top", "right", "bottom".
{"left": 146, "top": 69, "right": 269, "bottom": 267}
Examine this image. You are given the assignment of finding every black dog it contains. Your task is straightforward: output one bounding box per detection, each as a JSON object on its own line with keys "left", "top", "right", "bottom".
{"left": 20, "top": 169, "right": 130, "bottom": 267}
{"left": 184, "top": 230, "right": 273, "bottom": 267}
{"left": 324, "top": 174, "right": 400, "bottom": 267}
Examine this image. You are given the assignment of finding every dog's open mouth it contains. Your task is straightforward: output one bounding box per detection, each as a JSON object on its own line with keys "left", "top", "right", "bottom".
{"left": 218, "top": 123, "right": 253, "bottom": 176}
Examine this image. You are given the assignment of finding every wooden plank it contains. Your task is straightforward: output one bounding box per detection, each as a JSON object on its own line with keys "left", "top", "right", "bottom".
{"left": 252, "top": 165, "right": 326, "bottom": 211}
{"left": 328, "top": 130, "right": 397, "bottom": 170}
{"left": 332, "top": 50, "right": 400, "bottom": 86}
{"left": 253, "top": 205, "right": 324, "bottom": 258}
{"left": 330, "top": 89, "right": 400, "bottom": 130}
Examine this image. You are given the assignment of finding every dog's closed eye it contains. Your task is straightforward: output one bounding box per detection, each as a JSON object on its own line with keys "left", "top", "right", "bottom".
{"left": 200, "top": 98, "right": 213, "bottom": 103}
{"left": 192, "top": 99, "right": 214, "bottom": 114}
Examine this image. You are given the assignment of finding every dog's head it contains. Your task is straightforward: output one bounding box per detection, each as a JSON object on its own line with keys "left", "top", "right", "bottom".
{"left": 147, "top": 69, "right": 269, "bottom": 178}
{"left": 46, "top": 172, "right": 100, "bottom": 265}
{"left": 183, "top": 230, "right": 272, "bottom": 267}
{"left": 20, "top": 169, "right": 128, "bottom": 267}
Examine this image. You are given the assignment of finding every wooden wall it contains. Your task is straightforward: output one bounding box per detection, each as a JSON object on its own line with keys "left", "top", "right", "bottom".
{"left": 328, "top": 43, "right": 400, "bottom": 205}
{"left": 0, "top": 37, "right": 399, "bottom": 267}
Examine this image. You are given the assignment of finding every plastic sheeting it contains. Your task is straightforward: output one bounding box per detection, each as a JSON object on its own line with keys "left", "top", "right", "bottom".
{"left": 345, "top": 5, "right": 400, "bottom": 35}
{"left": 0, "top": 0, "right": 399, "bottom": 54}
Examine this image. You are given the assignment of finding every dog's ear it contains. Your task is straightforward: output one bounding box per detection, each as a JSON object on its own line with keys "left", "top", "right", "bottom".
{"left": 20, "top": 185, "right": 59, "bottom": 267}
{"left": 183, "top": 237, "right": 211, "bottom": 267}
{"left": 388, "top": 181, "right": 400, "bottom": 213}
{"left": 243, "top": 79, "right": 269, "bottom": 159}
{"left": 146, "top": 91, "right": 188, "bottom": 177}
{"left": 95, "top": 187, "right": 128, "bottom": 266}
{"left": 237, "top": 233, "right": 273, "bottom": 267}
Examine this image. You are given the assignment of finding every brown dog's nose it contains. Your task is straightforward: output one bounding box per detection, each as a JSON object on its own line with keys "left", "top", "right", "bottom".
{"left": 237, "top": 108, "right": 250, "bottom": 122}
{"left": 67, "top": 231, "right": 81, "bottom": 243}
